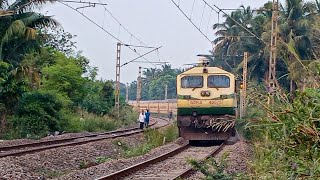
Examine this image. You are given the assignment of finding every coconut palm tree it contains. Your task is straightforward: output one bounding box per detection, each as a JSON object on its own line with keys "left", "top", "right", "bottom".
{"left": 0, "top": 0, "right": 58, "bottom": 130}
{"left": 0, "top": 0, "right": 58, "bottom": 64}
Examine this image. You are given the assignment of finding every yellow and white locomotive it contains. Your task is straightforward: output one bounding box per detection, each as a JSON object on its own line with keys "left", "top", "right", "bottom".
{"left": 176, "top": 57, "right": 237, "bottom": 141}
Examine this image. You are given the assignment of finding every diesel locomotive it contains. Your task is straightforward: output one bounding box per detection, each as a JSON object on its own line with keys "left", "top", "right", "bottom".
{"left": 176, "top": 58, "right": 238, "bottom": 141}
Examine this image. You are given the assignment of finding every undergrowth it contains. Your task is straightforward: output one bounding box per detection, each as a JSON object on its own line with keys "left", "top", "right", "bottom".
{"left": 1, "top": 106, "right": 138, "bottom": 139}
{"left": 241, "top": 87, "right": 320, "bottom": 179}
{"left": 115, "top": 124, "right": 178, "bottom": 158}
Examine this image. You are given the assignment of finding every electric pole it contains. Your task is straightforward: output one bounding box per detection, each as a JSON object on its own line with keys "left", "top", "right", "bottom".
{"left": 136, "top": 67, "right": 142, "bottom": 111}
{"left": 165, "top": 84, "right": 168, "bottom": 100}
{"left": 126, "top": 83, "right": 129, "bottom": 102}
{"left": 268, "top": 0, "right": 279, "bottom": 105}
{"left": 240, "top": 52, "right": 248, "bottom": 118}
{"left": 115, "top": 42, "right": 121, "bottom": 118}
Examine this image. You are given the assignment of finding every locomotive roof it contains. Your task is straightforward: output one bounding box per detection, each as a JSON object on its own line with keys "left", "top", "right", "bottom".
{"left": 180, "top": 66, "right": 233, "bottom": 76}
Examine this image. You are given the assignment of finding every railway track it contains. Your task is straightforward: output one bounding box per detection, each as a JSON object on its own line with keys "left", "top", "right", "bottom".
{"left": 97, "top": 142, "right": 224, "bottom": 180}
{"left": 0, "top": 118, "right": 167, "bottom": 158}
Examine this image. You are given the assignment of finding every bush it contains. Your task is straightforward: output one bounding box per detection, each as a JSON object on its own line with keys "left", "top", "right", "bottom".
{"left": 82, "top": 117, "right": 117, "bottom": 132}
{"left": 124, "top": 125, "right": 178, "bottom": 157}
{"left": 246, "top": 88, "right": 320, "bottom": 179}
{"left": 13, "top": 91, "right": 64, "bottom": 138}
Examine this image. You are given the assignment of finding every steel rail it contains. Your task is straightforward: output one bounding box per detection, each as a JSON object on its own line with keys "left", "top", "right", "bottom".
{"left": 0, "top": 119, "right": 164, "bottom": 158}
{"left": 0, "top": 120, "right": 156, "bottom": 152}
{"left": 96, "top": 143, "right": 191, "bottom": 180}
{"left": 172, "top": 142, "right": 225, "bottom": 179}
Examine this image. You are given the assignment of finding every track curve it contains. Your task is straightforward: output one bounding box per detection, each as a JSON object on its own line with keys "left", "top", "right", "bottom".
{"left": 0, "top": 118, "right": 168, "bottom": 158}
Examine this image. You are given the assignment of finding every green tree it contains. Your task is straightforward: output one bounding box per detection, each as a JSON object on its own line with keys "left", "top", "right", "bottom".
{"left": 41, "top": 52, "right": 86, "bottom": 107}
{"left": 81, "top": 80, "right": 114, "bottom": 116}
{"left": 14, "top": 91, "right": 63, "bottom": 137}
{"left": 0, "top": 0, "right": 58, "bottom": 130}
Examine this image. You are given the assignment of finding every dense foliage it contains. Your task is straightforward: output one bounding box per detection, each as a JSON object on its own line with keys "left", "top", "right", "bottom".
{"left": 127, "top": 64, "right": 182, "bottom": 100}
{"left": 14, "top": 92, "right": 64, "bottom": 137}
{"left": 190, "top": 0, "right": 320, "bottom": 179}
{"left": 211, "top": 0, "right": 320, "bottom": 91}
{"left": 0, "top": 0, "right": 136, "bottom": 138}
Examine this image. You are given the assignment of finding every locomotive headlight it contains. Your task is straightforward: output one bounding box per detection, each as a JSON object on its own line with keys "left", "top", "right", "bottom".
{"left": 201, "top": 91, "right": 210, "bottom": 97}
{"left": 205, "top": 91, "right": 210, "bottom": 96}
{"left": 201, "top": 91, "right": 206, "bottom": 97}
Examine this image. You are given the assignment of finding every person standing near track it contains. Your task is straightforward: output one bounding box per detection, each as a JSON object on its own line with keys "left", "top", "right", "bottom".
{"left": 138, "top": 110, "right": 145, "bottom": 129}
{"left": 144, "top": 109, "right": 150, "bottom": 127}
{"left": 168, "top": 110, "right": 173, "bottom": 121}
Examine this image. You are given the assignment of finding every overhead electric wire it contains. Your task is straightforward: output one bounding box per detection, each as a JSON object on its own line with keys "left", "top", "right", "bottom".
{"left": 199, "top": 2, "right": 206, "bottom": 28}
{"left": 122, "top": 44, "right": 157, "bottom": 48}
{"left": 58, "top": 1, "right": 157, "bottom": 67}
{"left": 171, "top": 0, "right": 212, "bottom": 44}
{"left": 97, "top": 0, "right": 147, "bottom": 46}
{"left": 96, "top": 0, "right": 168, "bottom": 65}
{"left": 206, "top": 9, "right": 213, "bottom": 36}
{"left": 58, "top": 0, "right": 107, "bottom": 5}
{"left": 201, "top": 0, "right": 266, "bottom": 44}
{"left": 171, "top": 0, "right": 267, "bottom": 45}
{"left": 121, "top": 46, "right": 162, "bottom": 67}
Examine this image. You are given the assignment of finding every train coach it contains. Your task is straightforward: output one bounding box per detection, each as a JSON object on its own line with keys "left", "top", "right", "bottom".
{"left": 128, "top": 99, "right": 177, "bottom": 115}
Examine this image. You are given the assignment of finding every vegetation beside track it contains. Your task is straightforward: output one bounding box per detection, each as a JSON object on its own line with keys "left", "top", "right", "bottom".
{"left": 0, "top": 0, "right": 140, "bottom": 139}
{"left": 188, "top": 87, "right": 320, "bottom": 179}
{"left": 189, "top": 153, "right": 234, "bottom": 180}
{"left": 240, "top": 87, "right": 320, "bottom": 179}
{"left": 113, "top": 124, "right": 178, "bottom": 158}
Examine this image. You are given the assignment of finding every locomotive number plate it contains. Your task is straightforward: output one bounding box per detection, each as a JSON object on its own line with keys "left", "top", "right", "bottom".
{"left": 189, "top": 100, "right": 202, "bottom": 105}
{"left": 209, "top": 100, "right": 223, "bottom": 106}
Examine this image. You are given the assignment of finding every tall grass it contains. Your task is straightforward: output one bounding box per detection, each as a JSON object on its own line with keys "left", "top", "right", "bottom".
{"left": 64, "top": 106, "right": 138, "bottom": 133}
{"left": 116, "top": 124, "right": 178, "bottom": 158}
{"left": 242, "top": 87, "right": 320, "bottom": 179}
{"left": 1, "top": 105, "right": 138, "bottom": 139}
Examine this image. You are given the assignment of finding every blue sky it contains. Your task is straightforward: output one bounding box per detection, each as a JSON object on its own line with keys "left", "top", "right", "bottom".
{"left": 42, "top": 0, "right": 275, "bottom": 83}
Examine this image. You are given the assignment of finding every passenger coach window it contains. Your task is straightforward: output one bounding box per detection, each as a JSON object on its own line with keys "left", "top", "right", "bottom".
{"left": 181, "top": 76, "right": 203, "bottom": 88}
{"left": 208, "top": 75, "right": 230, "bottom": 88}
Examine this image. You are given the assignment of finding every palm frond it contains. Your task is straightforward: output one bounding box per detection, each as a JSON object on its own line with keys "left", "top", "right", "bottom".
{"left": 8, "top": 0, "right": 55, "bottom": 13}
{"left": 17, "top": 12, "right": 59, "bottom": 27}
{"left": 212, "top": 23, "right": 226, "bottom": 30}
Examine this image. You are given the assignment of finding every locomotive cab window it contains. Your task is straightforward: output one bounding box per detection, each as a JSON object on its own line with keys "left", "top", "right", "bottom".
{"left": 208, "top": 75, "right": 230, "bottom": 88}
{"left": 181, "top": 76, "right": 203, "bottom": 88}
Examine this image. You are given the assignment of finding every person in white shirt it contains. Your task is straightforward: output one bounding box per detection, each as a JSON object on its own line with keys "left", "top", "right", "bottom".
{"left": 138, "top": 110, "right": 145, "bottom": 129}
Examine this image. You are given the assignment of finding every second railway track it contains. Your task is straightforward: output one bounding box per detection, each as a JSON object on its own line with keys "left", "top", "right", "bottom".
{"left": 97, "top": 142, "right": 224, "bottom": 180}
{"left": 0, "top": 118, "right": 168, "bottom": 158}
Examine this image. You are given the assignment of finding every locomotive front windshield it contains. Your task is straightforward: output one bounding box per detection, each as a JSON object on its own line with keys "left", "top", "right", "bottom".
{"left": 208, "top": 75, "right": 230, "bottom": 88}
{"left": 181, "top": 76, "right": 203, "bottom": 88}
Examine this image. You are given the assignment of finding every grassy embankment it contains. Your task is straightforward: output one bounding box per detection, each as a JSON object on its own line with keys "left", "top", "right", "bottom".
{"left": 1, "top": 106, "right": 138, "bottom": 139}
{"left": 114, "top": 123, "right": 179, "bottom": 158}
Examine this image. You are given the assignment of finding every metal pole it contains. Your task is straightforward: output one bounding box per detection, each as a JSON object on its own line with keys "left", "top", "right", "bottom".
{"left": 268, "top": 0, "right": 278, "bottom": 105}
{"left": 240, "top": 52, "right": 248, "bottom": 118}
{"left": 165, "top": 84, "right": 168, "bottom": 100}
{"left": 115, "top": 42, "right": 121, "bottom": 118}
{"left": 136, "top": 67, "right": 142, "bottom": 111}
{"left": 126, "top": 83, "right": 129, "bottom": 102}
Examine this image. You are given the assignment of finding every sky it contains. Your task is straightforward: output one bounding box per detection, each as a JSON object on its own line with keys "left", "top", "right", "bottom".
{"left": 42, "top": 0, "right": 273, "bottom": 83}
